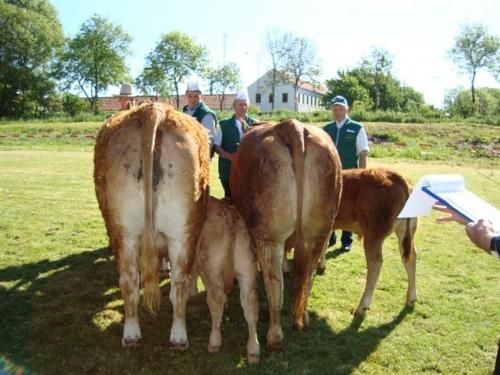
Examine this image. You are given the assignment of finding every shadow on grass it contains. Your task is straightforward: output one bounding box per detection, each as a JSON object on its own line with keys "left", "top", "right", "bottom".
{"left": 0, "top": 247, "right": 412, "bottom": 374}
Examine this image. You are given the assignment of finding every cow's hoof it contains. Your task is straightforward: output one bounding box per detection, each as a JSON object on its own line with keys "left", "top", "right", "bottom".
{"left": 406, "top": 299, "right": 417, "bottom": 308}
{"left": 266, "top": 342, "right": 284, "bottom": 353}
{"left": 247, "top": 353, "right": 260, "bottom": 365}
{"left": 169, "top": 340, "right": 189, "bottom": 351}
{"left": 122, "top": 337, "right": 142, "bottom": 347}
{"left": 352, "top": 307, "right": 369, "bottom": 317}
{"left": 208, "top": 344, "right": 220, "bottom": 353}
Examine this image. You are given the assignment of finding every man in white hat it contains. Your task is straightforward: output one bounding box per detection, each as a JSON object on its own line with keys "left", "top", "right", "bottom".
{"left": 214, "top": 90, "right": 258, "bottom": 201}
{"left": 182, "top": 80, "right": 219, "bottom": 152}
{"left": 117, "top": 83, "right": 136, "bottom": 110}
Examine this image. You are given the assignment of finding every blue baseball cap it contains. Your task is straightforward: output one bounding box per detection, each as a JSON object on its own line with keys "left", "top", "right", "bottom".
{"left": 330, "top": 95, "right": 348, "bottom": 107}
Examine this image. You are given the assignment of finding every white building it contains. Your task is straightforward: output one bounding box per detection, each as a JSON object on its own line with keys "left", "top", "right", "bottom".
{"left": 247, "top": 71, "right": 326, "bottom": 112}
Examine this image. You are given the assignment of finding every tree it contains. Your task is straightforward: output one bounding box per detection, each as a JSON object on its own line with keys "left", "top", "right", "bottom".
{"left": 56, "top": 15, "right": 132, "bottom": 113}
{"left": 323, "top": 71, "right": 372, "bottom": 110}
{"left": 444, "top": 87, "right": 500, "bottom": 117}
{"left": 448, "top": 23, "right": 500, "bottom": 106}
{"left": 281, "top": 34, "right": 321, "bottom": 112}
{"left": 204, "top": 63, "right": 241, "bottom": 110}
{"left": 324, "top": 48, "right": 427, "bottom": 113}
{"left": 134, "top": 67, "right": 172, "bottom": 100}
{"left": 360, "top": 48, "right": 394, "bottom": 110}
{"left": 143, "top": 31, "right": 208, "bottom": 109}
{"left": 263, "top": 30, "right": 290, "bottom": 112}
{"left": 0, "top": 0, "right": 64, "bottom": 117}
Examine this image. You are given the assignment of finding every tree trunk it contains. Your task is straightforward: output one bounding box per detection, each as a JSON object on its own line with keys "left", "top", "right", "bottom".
{"left": 470, "top": 70, "right": 476, "bottom": 105}
{"left": 174, "top": 81, "right": 180, "bottom": 109}
{"left": 219, "top": 93, "right": 225, "bottom": 111}
{"left": 294, "top": 86, "right": 298, "bottom": 112}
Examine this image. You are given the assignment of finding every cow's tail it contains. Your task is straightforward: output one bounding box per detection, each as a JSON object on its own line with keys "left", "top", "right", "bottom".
{"left": 139, "top": 104, "right": 164, "bottom": 314}
{"left": 281, "top": 121, "right": 308, "bottom": 330}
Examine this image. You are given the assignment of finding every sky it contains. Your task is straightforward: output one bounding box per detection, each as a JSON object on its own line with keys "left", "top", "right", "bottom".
{"left": 51, "top": 0, "right": 500, "bottom": 108}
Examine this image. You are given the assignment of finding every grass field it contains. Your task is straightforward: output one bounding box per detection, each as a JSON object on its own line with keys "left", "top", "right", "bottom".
{"left": 0, "top": 120, "right": 499, "bottom": 374}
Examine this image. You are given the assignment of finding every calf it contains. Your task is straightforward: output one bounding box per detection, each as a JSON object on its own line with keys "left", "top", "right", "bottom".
{"left": 193, "top": 197, "right": 260, "bottom": 364}
{"left": 320, "top": 168, "right": 418, "bottom": 315}
{"left": 284, "top": 168, "right": 418, "bottom": 315}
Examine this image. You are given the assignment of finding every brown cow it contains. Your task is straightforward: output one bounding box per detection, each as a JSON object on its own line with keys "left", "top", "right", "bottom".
{"left": 318, "top": 168, "right": 418, "bottom": 315}
{"left": 193, "top": 197, "right": 260, "bottom": 364}
{"left": 94, "top": 102, "right": 210, "bottom": 348}
{"left": 230, "top": 120, "right": 342, "bottom": 351}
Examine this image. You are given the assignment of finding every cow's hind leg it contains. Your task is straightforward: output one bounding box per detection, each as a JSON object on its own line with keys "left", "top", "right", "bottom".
{"left": 395, "top": 219, "right": 417, "bottom": 307}
{"left": 203, "top": 271, "right": 225, "bottom": 354}
{"left": 117, "top": 236, "right": 142, "bottom": 346}
{"left": 168, "top": 238, "right": 194, "bottom": 350}
{"left": 293, "top": 236, "right": 326, "bottom": 330}
{"left": 254, "top": 239, "right": 284, "bottom": 352}
{"left": 235, "top": 250, "right": 260, "bottom": 364}
{"left": 355, "top": 235, "right": 384, "bottom": 316}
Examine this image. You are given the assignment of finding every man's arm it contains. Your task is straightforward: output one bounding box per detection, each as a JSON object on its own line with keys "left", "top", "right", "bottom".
{"left": 214, "top": 145, "right": 234, "bottom": 161}
{"left": 200, "top": 114, "right": 217, "bottom": 145}
{"left": 356, "top": 127, "right": 369, "bottom": 168}
{"left": 358, "top": 150, "right": 367, "bottom": 168}
{"left": 465, "top": 220, "right": 497, "bottom": 255}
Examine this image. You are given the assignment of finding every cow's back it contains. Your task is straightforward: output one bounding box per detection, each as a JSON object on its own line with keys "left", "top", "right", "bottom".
{"left": 334, "top": 168, "right": 412, "bottom": 238}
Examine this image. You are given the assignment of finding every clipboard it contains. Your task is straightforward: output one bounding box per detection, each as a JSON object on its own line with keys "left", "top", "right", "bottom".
{"left": 398, "top": 174, "right": 500, "bottom": 233}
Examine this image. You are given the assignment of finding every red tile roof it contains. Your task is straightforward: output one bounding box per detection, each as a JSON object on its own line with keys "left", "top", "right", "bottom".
{"left": 98, "top": 94, "right": 235, "bottom": 111}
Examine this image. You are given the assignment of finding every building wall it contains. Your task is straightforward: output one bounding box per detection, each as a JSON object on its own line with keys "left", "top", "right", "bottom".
{"left": 248, "top": 80, "right": 324, "bottom": 112}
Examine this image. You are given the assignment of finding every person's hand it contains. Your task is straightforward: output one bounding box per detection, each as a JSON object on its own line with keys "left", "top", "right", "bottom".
{"left": 433, "top": 204, "right": 469, "bottom": 225}
{"left": 464, "top": 219, "right": 496, "bottom": 254}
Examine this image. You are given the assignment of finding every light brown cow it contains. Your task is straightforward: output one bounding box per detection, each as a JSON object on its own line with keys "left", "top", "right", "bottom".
{"left": 94, "top": 102, "right": 210, "bottom": 348}
{"left": 319, "top": 168, "right": 418, "bottom": 315}
{"left": 230, "top": 120, "right": 342, "bottom": 351}
{"left": 193, "top": 196, "right": 260, "bottom": 364}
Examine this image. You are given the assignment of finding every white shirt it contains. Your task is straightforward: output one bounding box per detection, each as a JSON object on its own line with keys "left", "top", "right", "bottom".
{"left": 336, "top": 117, "right": 369, "bottom": 155}
{"left": 185, "top": 106, "right": 221, "bottom": 146}
{"left": 235, "top": 119, "right": 244, "bottom": 139}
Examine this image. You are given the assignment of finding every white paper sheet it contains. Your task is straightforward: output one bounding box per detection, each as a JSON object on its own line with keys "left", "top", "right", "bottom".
{"left": 398, "top": 174, "right": 500, "bottom": 233}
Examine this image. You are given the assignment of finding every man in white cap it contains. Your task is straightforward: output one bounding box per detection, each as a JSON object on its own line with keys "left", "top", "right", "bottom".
{"left": 117, "top": 83, "right": 135, "bottom": 110}
{"left": 323, "top": 95, "right": 369, "bottom": 252}
{"left": 182, "top": 80, "right": 219, "bottom": 152}
{"left": 214, "top": 90, "right": 258, "bottom": 201}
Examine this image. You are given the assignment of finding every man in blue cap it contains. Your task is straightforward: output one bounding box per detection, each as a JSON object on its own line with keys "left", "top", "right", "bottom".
{"left": 323, "top": 95, "right": 369, "bottom": 252}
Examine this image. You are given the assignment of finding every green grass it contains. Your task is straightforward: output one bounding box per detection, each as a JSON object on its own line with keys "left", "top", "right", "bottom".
{"left": 0, "top": 122, "right": 499, "bottom": 374}
{"left": 1, "top": 120, "right": 498, "bottom": 166}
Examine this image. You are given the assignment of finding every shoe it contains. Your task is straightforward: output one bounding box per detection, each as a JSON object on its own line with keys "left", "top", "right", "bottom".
{"left": 341, "top": 245, "right": 351, "bottom": 252}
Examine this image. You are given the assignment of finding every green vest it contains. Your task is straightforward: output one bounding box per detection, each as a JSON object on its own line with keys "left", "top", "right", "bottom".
{"left": 183, "top": 101, "right": 217, "bottom": 124}
{"left": 323, "top": 118, "right": 362, "bottom": 169}
{"left": 218, "top": 115, "right": 257, "bottom": 181}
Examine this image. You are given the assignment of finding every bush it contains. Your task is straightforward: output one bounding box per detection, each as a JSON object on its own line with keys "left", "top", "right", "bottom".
{"left": 62, "top": 94, "right": 89, "bottom": 117}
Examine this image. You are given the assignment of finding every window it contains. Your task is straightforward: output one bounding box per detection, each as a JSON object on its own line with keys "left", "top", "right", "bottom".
{"left": 269, "top": 93, "right": 274, "bottom": 103}
{"left": 256, "top": 93, "right": 261, "bottom": 104}
{"left": 282, "top": 93, "right": 288, "bottom": 103}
